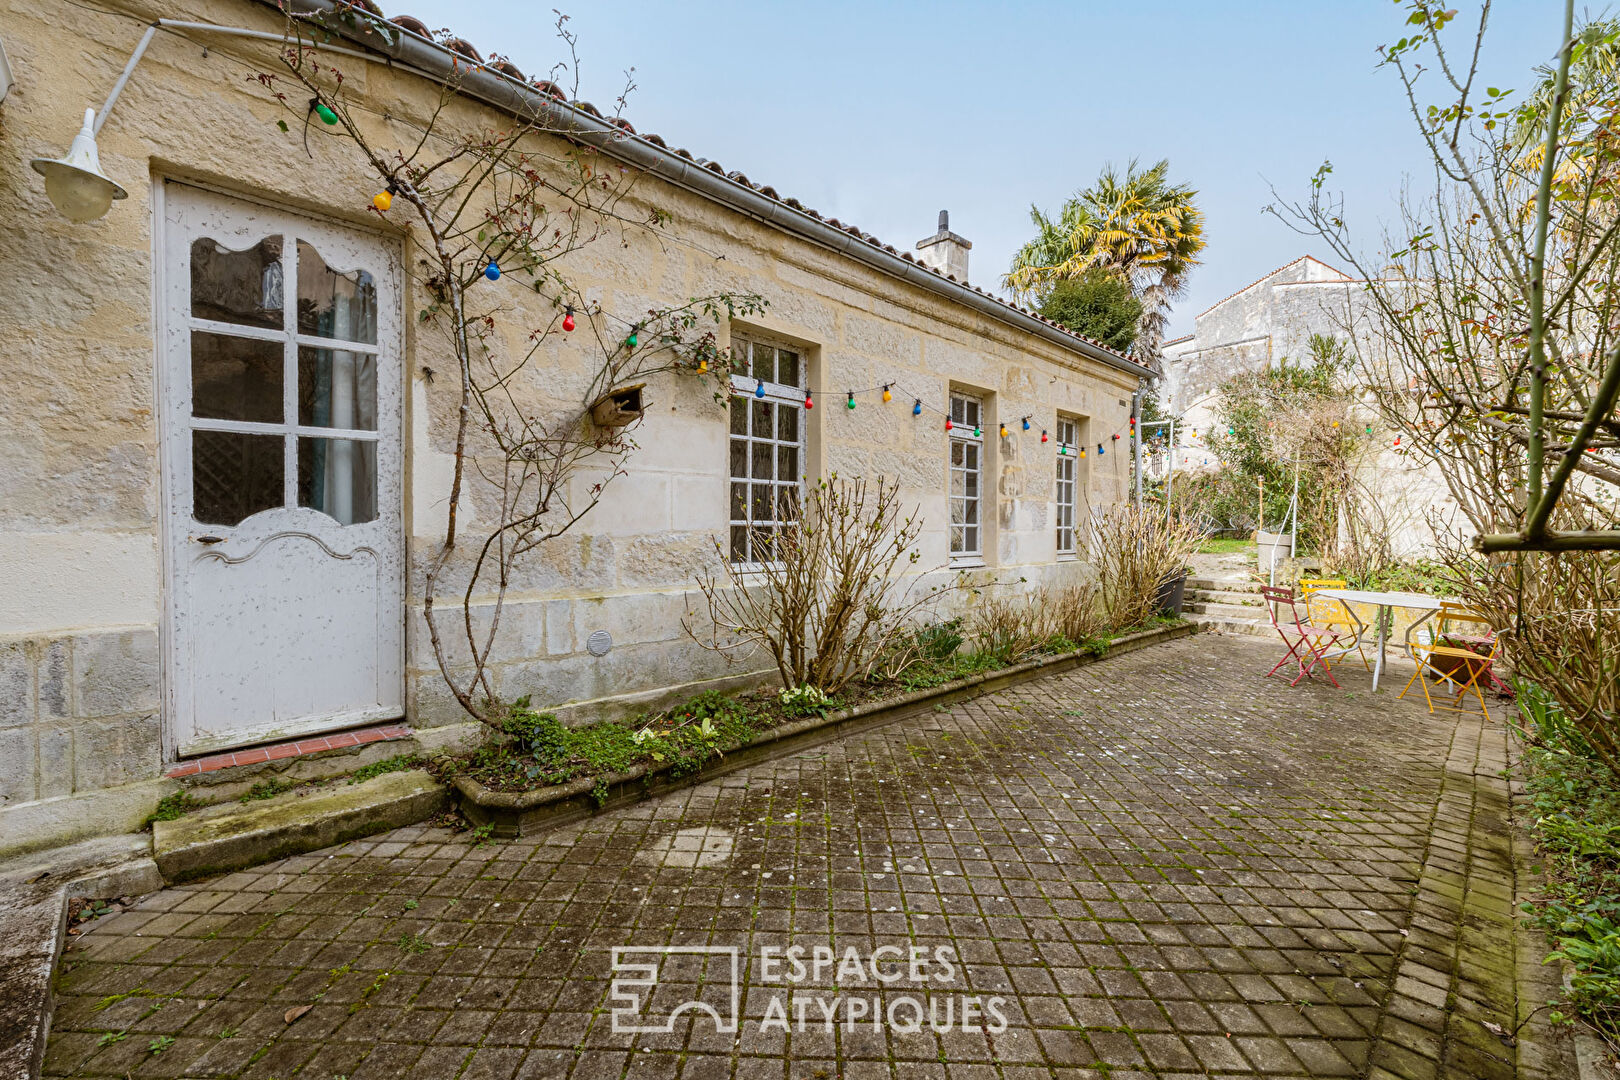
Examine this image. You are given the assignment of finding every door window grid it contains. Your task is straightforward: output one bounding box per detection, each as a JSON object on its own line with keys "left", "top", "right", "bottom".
{"left": 1056, "top": 417, "right": 1079, "bottom": 556}
{"left": 728, "top": 337, "right": 805, "bottom": 563}
{"left": 188, "top": 234, "right": 381, "bottom": 526}
{"left": 949, "top": 393, "right": 983, "bottom": 559}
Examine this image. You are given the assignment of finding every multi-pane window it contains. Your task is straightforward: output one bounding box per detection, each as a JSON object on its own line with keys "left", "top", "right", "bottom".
{"left": 728, "top": 337, "right": 805, "bottom": 562}
{"left": 188, "top": 235, "right": 381, "bottom": 527}
{"left": 948, "top": 392, "right": 983, "bottom": 559}
{"left": 1055, "top": 416, "right": 1079, "bottom": 556}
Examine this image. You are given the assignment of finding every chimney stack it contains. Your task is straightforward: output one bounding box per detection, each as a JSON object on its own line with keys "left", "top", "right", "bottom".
{"left": 915, "top": 210, "right": 971, "bottom": 282}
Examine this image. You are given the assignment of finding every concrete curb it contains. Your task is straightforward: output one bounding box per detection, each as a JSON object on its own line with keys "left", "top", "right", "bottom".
{"left": 152, "top": 769, "right": 449, "bottom": 883}
{"left": 0, "top": 835, "right": 161, "bottom": 1080}
{"left": 456, "top": 622, "right": 1196, "bottom": 837}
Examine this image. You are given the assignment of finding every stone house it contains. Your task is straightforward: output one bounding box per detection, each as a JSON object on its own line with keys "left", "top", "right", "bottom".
{"left": 0, "top": 0, "right": 1151, "bottom": 856}
{"left": 1160, "top": 256, "right": 1453, "bottom": 553}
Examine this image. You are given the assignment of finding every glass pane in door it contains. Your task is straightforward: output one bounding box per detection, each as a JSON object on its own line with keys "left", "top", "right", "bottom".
{"left": 191, "top": 236, "right": 283, "bottom": 329}
{"left": 296, "top": 240, "right": 378, "bottom": 344}
{"left": 298, "top": 346, "right": 377, "bottom": 430}
{"left": 298, "top": 437, "right": 378, "bottom": 525}
{"left": 192, "top": 332, "right": 283, "bottom": 423}
{"left": 192, "top": 430, "right": 283, "bottom": 525}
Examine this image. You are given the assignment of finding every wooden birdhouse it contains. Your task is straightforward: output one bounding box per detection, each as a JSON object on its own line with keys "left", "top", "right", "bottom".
{"left": 590, "top": 383, "right": 646, "bottom": 428}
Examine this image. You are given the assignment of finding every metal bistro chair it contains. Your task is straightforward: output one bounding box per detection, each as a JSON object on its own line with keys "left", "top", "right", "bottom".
{"left": 1398, "top": 601, "right": 1498, "bottom": 720}
{"left": 1261, "top": 585, "right": 1343, "bottom": 688}
{"left": 1298, "top": 577, "right": 1372, "bottom": 672}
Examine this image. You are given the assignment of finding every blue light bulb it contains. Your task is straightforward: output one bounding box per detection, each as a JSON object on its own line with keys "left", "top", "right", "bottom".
{"left": 913, "top": 400, "right": 922, "bottom": 416}
{"left": 484, "top": 262, "right": 501, "bottom": 281}
{"left": 755, "top": 380, "right": 766, "bottom": 399}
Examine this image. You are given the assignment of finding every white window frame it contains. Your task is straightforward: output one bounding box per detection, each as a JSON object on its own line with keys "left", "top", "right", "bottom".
{"left": 948, "top": 392, "right": 984, "bottom": 562}
{"left": 1055, "top": 416, "right": 1079, "bottom": 558}
{"left": 727, "top": 335, "right": 806, "bottom": 565}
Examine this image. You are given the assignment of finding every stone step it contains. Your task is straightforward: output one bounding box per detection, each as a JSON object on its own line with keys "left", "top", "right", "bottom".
{"left": 152, "top": 769, "right": 448, "bottom": 884}
{"left": 1186, "top": 577, "right": 1262, "bottom": 593}
{"left": 1186, "top": 614, "right": 1273, "bottom": 638}
{"left": 1185, "top": 589, "right": 1265, "bottom": 607}
{"left": 1185, "top": 601, "right": 1273, "bottom": 620}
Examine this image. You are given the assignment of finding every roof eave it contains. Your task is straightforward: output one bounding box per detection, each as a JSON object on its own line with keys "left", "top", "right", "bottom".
{"left": 269, "top": 1, "right": 1155, "bottom": 381}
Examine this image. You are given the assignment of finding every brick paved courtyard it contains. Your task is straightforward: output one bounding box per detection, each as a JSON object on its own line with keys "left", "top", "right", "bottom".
{"left": 43, "top": 635, "right": 1573, "bottom": 1079}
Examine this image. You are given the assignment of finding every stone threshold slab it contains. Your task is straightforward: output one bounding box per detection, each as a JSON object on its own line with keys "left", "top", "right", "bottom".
{"left": 151, "top": 769, "right": 449, "bottom": 884}
{"left": 456, "top": 622, "right": 1197, "bottom": 837}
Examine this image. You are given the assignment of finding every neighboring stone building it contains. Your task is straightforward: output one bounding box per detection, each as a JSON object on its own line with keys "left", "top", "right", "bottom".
{"left": 1160, "top": 256, "right": 1455, "bottom": 554}
{"left": 0, "top": 0, "right": 1151, "bottom": 854}
{"left": 1162, "top": 256, "right": 1364, "bottom": 456}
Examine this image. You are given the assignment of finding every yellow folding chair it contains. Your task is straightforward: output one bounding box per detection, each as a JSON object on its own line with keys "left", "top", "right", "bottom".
{"left": 1398, "top": 602, "right": 1497, "bottom": 720}
{"left": 1299, "top": 578, "right": 1371, "bottom": 672}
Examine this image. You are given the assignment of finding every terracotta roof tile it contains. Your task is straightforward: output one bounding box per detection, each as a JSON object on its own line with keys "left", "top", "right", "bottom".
{"left": 530, "top": 78, "right": 567, "bottom": 101}
{"left": 443, "top": 36, "right": 480, "bottom": 62}
{"left": 388, "top": 13, "right": 429, "bottom": 36}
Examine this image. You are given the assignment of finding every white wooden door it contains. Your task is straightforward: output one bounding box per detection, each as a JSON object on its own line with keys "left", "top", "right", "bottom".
{"left": 160, "top": 183, "right": 403, "bottom": 756}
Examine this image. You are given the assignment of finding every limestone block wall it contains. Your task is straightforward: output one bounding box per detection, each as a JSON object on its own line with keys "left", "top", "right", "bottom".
{"left": 0, "top": 0, "right": 1143, "bottom": 849}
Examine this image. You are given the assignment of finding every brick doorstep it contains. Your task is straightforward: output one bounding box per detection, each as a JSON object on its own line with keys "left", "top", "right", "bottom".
{"left": 164, "top": 723, "right": 412, "bottom": 778}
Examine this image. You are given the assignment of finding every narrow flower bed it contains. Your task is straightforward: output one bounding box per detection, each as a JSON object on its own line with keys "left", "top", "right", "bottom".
{"left": 1516, "top": 681, "right": 1620, "bottom": 1048}
{"left": 444, "top": 618, "right": 1184, "bottom": 797}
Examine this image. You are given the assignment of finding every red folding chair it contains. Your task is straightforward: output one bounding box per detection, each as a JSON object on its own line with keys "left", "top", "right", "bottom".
{"left": 1261, "top": 585, "right": 1342, "bottom": 688}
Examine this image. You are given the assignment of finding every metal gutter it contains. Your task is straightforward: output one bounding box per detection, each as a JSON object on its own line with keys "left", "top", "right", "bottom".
{"left": 271, "top": 0, "right": 1154, "bottom": 381}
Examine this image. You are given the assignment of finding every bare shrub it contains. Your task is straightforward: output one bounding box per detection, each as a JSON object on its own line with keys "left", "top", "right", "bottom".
{"left": 1448, "top": 546, "right": 1620, "bottom": 768}
{"left": 968, "top": 581, "right": 1106, "bottom": 663}
{"left": 686, "top": 477, "right": 944, "bottom": 694}
{"left": 969, "top": 593, "right": 1044, "bottom": 663}
{"left": 1050, "top": 581, "right": 1107, "bottom": 645}
{"left": 1091, "top": 506, "right": 1205, "bottom": 633}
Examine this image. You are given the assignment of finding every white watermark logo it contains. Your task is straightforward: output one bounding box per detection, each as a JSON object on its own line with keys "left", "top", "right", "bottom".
{"left": 610, "top": 946, "right": 742, "bottom": 1034}
{"left": 609, "top": 944, "right": 1006, "bottom": 1036}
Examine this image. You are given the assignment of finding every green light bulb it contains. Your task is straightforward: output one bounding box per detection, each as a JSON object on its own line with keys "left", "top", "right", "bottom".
{"left": 315, "top": 103, "right": 338, "bottom": 125}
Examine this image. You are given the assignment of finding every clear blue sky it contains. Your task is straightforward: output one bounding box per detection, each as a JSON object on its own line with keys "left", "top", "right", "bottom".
{"left": 397, "top": 1, "right": 1567, "bottom": 337}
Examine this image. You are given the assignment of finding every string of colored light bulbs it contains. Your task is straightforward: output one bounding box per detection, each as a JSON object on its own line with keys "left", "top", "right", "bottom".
{"left": 734, "top": 377, "right": 1137, "bottom": 459}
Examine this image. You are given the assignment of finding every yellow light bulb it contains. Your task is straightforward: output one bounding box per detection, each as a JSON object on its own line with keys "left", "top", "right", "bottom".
{"left": 372, "top": 190, "right": 392, "bottom": 212}
{"left": 882, "top": 387, "right": 892, "bottom": 403}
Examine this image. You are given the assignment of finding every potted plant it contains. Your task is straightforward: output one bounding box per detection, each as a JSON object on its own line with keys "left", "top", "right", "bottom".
{"left": 1155, "top": 565, "right": 1191, "bottom": 616}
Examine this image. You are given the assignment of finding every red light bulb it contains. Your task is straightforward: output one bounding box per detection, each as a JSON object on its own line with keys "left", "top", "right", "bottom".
{"left": 804, "top": 391, "right": 814, "bottom": 410}
{"left": 1040, "top": 430, "right": 1048, "bottom": 443}
{"left": 945, "top": 418, "right": 953, "bottom": 432}
{"left": 562, "top": 307, "right": 575, "bottom": 332}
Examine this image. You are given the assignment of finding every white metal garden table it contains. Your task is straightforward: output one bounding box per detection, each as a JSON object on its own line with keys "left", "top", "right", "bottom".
{"left": 1315, "top": 589, "right": 1444, "bottom": 692}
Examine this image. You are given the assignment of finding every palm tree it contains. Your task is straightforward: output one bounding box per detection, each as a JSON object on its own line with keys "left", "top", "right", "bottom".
{"left": 1509, "top": 17, "right": 1619, "bottom": 209}
{"left": 1005, "top": 159, "right": 1206, "bottom": 371}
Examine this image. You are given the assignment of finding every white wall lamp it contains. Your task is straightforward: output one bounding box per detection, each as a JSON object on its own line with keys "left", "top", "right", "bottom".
{"left": 31, "top": 107, "right": 129, "bottom": 222}
{"left": 0, "top": 37, "right": 16, "bottom": 106}
{"left": 29, "top": 25, "right": 154, "bottom": 222}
